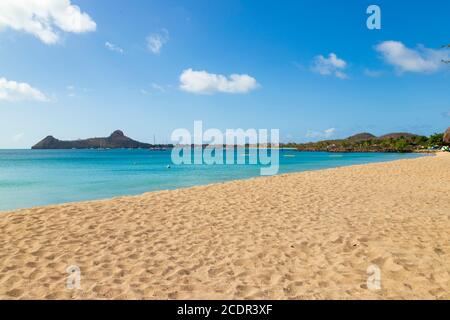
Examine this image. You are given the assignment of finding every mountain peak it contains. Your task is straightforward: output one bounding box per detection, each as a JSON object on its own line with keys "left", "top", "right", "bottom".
{"left": 110, "top": 130, "right": 125, "bottom": 138}
{"left": 346, "top": 132, "right": 376, "bottom": 142}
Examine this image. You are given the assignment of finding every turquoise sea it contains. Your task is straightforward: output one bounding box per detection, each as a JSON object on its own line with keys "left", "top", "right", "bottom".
{"left": 0, "top": 149, "right": 423, "bottom": 211}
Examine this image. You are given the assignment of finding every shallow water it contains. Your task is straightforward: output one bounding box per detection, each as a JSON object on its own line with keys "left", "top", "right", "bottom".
{"left": 0, "top": 149, "right": 423, "bottom": 211}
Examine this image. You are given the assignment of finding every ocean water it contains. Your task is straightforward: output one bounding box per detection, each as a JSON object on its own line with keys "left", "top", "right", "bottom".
{"left": 0, "top": 149, "right": 423, "bottom": 211}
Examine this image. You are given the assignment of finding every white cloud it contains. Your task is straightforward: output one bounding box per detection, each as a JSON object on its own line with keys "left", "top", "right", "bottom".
{"left": 66, "top": 85, "right": 76, "bottom": 97}
{"left": 312, "top": 53, "right": 348, "bottom": 79}
{"left": 306, "top": 128, "right": 336, "bottom": 139}
{"left": 179, "top": 69, "right": 259, "bottom": 94}
{"left": 375, "top": 41, "right": 449, "bottom": 73}
{"left": 0, "top": 77, "right": 49, "bottom": 102}
{"left": 105, "top": 41, "right": 123, "bottom": 54}
{"left": 66, "top": 85, "right": 90, "bottom": 97}
{"left": 12, "top": 133, "right": 24, "bottom": 142}
{"left": 324, "top": 128, "right": 336, "bottom": 136}
{"left": 146, "top": 29, "right": 169, "bottom": 54}
{"left": 140, "top": 83, "right": 169, "bottom": 95}
{"left": 0, "top": 0, "right": 96, "bottom": 44}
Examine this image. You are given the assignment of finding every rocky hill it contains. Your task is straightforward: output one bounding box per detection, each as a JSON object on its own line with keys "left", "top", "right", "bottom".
{"left": 378, "top": 132, "right": 418, "bottom": 140}
{"left": 32, "top": 130, "right": 153, "bottom": 149}
{"left": 346, "top": 132, "right": 376, "bottom": 142}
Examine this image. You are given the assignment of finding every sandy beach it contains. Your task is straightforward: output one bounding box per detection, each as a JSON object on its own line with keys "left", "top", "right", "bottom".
{"left": 0, "top": 153, "right": 449, "bottom": 300}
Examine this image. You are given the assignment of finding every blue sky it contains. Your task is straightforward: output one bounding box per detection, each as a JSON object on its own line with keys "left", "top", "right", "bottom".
{"left": 0, "top": 0, "right": 449, "bottom": 148}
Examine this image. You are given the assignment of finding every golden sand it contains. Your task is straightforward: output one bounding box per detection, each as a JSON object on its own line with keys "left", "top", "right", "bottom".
{"left": 0, "top": 153, "right": 449, "bottom": 300}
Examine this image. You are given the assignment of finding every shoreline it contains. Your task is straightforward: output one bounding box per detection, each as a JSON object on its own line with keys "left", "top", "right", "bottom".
{"left": 0, "top": 152, "right": 449, "bottom": 299}
{"left": 0, "top": 152, "right": 429, "bottom": 214}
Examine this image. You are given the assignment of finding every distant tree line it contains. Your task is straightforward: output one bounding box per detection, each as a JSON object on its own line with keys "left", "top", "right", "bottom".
{"left": 282, "top": 132, "right": 448, "bottom": 153}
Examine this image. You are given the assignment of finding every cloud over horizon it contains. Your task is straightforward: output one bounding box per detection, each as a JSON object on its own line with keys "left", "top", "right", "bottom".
{"left": 0, "top": 0, "right": 97, "bottom": 44}
{"left": 311, "top": 53, "right": 348, "bottom": 79}
{"left": 179, "top": 69, "right": 259, "bottom": 94}
{"left": 375, "top": 41, "right": 449, "bottom": 74}
{"left": 306, "top": 128, "right": 336, "bottom": 139}
{"left": 0, "top": 77, "right": 49, "bottom": 102}
{"left": 12, "top": 132, "right": 24, "bottom": 142}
